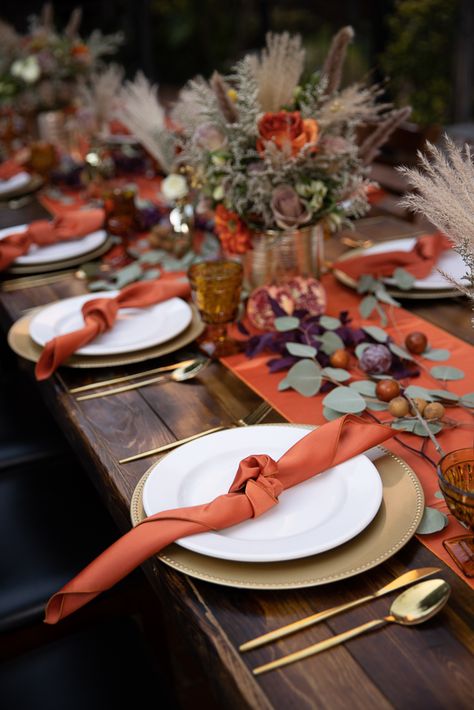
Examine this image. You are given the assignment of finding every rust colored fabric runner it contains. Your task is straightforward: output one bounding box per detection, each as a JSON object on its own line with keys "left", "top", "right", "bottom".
{"left": 45, "top": 415, "right": 394, "bottom": 623}
{"left": 221, "top": 273, "right": 474, "bottom": 588}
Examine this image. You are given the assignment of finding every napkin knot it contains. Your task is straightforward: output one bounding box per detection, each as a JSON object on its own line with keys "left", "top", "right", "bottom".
{"left": 229, "top": 454, "right": 283, "bottom": 517}
{"left": 82, "top": 297, "right": 120, "bottom": 332}
{"left": 27, "top": 220, "right": 58, "bottom": 246}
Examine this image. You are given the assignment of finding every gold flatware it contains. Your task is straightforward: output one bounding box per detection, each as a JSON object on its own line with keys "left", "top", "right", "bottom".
{"left": 253, "top": 579, "right": 450, "bottom": 675}
{"left": 69, "top": 357, "right": 200, "bottom": 394}
{"left": 239, "top": 566, "right": 440, "bottom": 652}
{"left": 1, "top": 269, "right": 82, "bottom": 292}
{"left": 341, "top": 236, "right": 374, "bottom": 249}
{"left": 76, "top": 359, "right": 209, "bottom": 402}
{"left": 119, "top": 400, "right": 272, "bottom": 464}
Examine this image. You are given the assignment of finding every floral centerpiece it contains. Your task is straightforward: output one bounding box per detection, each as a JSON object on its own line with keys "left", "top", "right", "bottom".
{"left": 173, "top": 28, "right": 410, "bottom": 289}
{"left": 0, "top": 4, "right": 122, "bottom": 113}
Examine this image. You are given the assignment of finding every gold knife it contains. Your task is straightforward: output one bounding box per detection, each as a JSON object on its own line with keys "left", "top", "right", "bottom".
{"left": 239, "top": 567, "right": 440, "bottom": 652}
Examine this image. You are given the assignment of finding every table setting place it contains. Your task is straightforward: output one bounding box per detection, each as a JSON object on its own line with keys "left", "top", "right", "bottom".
{"left": 0, "top": 20, "right": 473, "bottom": 696}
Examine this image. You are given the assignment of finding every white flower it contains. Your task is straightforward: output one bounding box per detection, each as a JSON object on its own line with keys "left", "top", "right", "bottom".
{"left": 161, "top": 173, "right": 188, "bottom": 201}
{"left": 11, "top": 56, "right": 41, "bottom": 84}
{"left": 212, "top": 184, "right": 225, "bottom": 201}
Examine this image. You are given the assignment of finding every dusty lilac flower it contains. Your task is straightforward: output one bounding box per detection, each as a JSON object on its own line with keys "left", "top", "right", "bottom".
{"left": 193, "top": 122, "right": 227, "bottom": 151}
{"left": 271, "top": 184, "right": 310, "bottom": 230}
{"left": 319, "top": 135, "right": 351, "bottom": 155}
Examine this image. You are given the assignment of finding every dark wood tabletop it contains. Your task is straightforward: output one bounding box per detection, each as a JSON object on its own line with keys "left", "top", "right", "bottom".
{"left": 0, "top": 199, "right": 473, "bottom": 709}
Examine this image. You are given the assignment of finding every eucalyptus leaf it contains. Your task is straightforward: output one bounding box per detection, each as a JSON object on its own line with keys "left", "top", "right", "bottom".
{"left": 357, "top": 274, "right": 377, "bottom": 294}
{"left": 321, "top": 367, "right": 351, "bottom": 382}
{"left": 88, "top": 279, "right": 114, "bottom": 292}
{"left": 274, "top": 316, "right": 300, "bottom": 332}
{"left": 434, "top": 490, "right": 445, "bottom": 500}
{"left": 393, "top": 267, "right": 415, "bottom": 291}
{"left": 422, "top": 348, "right": 450, "bottom": 362}
{"left": 429, "top": 389, "right": 459, "bottom": 403}
{"left": 416, "top": 507, "right": 449, "bottom": 535}
{"left": 139, "top": 250, "right": 166, "bottom": 265}
{"left": 319, "top": 331, "right": 344, "bottom": 355}
{"left": 284, "top": 359, "right": 322, "bottom": 397}
{"left": 319, "top": 315, "right": 341, "bottom": 330}
{"left": 389, "top": 343, "right": 414, "bottom": 361}
{"left": 114, "top": 262, "right": 143, "bottom": 288}
{"left": 430, "top": 365, "right": 465, "bottom": 381}
{"left": 359, "top": 295, "right": 377, "bottom": 319}
{"left": 286, "top": 342, "right": 317, "bottom": 358}
{"left": 355, "top": 343, "right": 371, "bottom": 359}
{"left": 374, "top": 302, "right": 388, "bottom": 327}
{"left": 142, "top": 269, "right": 161, "bottom": 280}
{"left": 365, "top": 399, "right": 389, "bottom": 411}
{"left": 322, "top": 386, "right": 367, "bottom": 414}
{"left": 350, "top": 380, "right": 377, "bottom": 396}
{"left": 323, "top": 406, "right": 342, "bottom": 421}
{"left": 362, "top": 325, "right": 388, "bottom": 342}
{"left": 375, "top": 286, "right": 400, "bottom": 307}
{"left": 391, "top": 419, "right": 417, "bottom": 432}
{"left": 413, "top": 421, "right": 443, "bottom": 437}
{"left": 404, "top": 385, "right": 435, "bottom": 401}
{"left": 460, "top": 392, "right": 474, "bottom": 408}
{"left": 278, "top": 378, "right": 292, "bottom": 392}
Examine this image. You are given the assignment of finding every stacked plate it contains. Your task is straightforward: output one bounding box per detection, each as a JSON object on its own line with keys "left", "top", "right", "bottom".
{"left": 334, "top": 237, "right": 467, "bottom": 299}
{"left": 0, "top": 172, "right": 43, "bottom": 202}
{"left": 8, "top": 291, "right": 204, "bottom": 368}
{"left": 131, "top": 424, "right": 425, "bottom": 590}
{"left": 0, "top": 224, "right": 113, "bottom": 275}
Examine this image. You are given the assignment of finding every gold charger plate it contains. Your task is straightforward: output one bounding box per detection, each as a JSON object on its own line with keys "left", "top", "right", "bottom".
{"left": 130, "top": 435, "right": 424, "bottom": 590}
{"left": 8, "top": 304, "right": 204, "bottom": 368}
{"left": 334, "top": 244, "right": 460, "bottom": 300}
{"left": 7, "top": 236, "right": 114, "bottom": 275}
{"left": 0, "top": 174, "right": 44, "bottom": 202}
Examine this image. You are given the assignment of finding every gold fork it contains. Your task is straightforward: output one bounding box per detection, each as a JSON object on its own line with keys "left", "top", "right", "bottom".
{"left": 119, "top": 400, "right": 273, "bottom": 464}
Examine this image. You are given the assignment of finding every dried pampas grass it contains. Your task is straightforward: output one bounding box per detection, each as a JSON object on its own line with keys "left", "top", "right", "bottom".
{"left": 78, "top": 64, "right": 124, "bottom": 130}
{"left": 250, "top": 32, "right": 305, "bottom": 112}
{"left": 400, "top": 136, "right": 474, "bottom": 309}
{"left": 322, "top": 25, "right": 354, "bottom": 95}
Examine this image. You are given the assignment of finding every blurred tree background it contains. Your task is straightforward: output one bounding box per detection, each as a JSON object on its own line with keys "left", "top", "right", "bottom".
{"left": 1, "top": 0, "right": 472, "bottom": 125}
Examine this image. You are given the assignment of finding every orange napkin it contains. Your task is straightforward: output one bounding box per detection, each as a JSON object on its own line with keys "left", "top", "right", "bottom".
{"left": 334, "top": 232, "right": 452, "bottom": 281}
{"left": 0, "top": 209, "right": 105, "bottom": 272}
{"left": 44, "top": 414, "right": 394, "bottom": 623}
{"left": 35, "top": 279, "right": 191, "bottom": 380}
{"left": 0, "top": 158, "right": 24, "bottom": 180}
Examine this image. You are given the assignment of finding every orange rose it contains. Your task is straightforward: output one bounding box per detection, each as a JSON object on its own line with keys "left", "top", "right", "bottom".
{"left": 257, "top": 111, "right": 319, "bottom": 156}
{"left": 214, "top": 204, "right": 252, "bottom": 254}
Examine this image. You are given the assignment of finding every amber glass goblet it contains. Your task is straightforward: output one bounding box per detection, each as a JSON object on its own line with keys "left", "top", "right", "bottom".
{"left": 437, "top": 448, "right": 474, "bottom": 577}
{"left": 103, "top": 185, "right": 138, "bottom": 240}
{"left": 188, "top": 260, "right": 243, "bottom": 357}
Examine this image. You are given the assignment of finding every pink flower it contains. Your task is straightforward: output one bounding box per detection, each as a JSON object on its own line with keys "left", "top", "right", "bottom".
{"left": 193, "top": 123, "right": 227, "bottom": 151}
{"left": 318, "top": 135, "right": 351, "bottom": 155}
{"left": 271, "top": 184, "right": 310, "bottom": 230}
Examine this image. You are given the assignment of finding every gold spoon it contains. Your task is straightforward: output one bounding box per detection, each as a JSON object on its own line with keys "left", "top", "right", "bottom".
{"left": 76, "top": 359, "right": 209, "bottom": 401}
{"left": 253, "top": 579, "right": 450, "bottom": 675}
{"left": 240, "top": 567, "right": 440, "bottom": 651}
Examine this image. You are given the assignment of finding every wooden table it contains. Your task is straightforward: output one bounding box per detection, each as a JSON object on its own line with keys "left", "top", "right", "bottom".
{"left": 0, "top": 201, "right": 473, "bottom": 709}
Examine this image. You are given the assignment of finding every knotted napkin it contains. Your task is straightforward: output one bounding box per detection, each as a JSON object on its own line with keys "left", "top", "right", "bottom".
{"left": 0, "top": 158, "right": 24, "bottom": 181}
{"left": 45, "top": 415, "right": 394, "bottom": 624}
{"left": 334, "top": 232, "right": 452, "bottom": 281}
{"left": 0, "top": 209, "right": 105, "bottom": 272}
{"left": 35, "top": 279, "right": 191, "bottom": 380}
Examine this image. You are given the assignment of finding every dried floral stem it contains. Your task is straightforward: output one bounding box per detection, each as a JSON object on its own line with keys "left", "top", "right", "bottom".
{"left": 359, "top": 106, "right": 412, "bottom": 165}
{"left": 210, "top": 72, "right": 238, "bottom": 123}
{"left": 404, "top": 395, "right": 445, "bottom": 456}
{"left": 322, "top": 26, "right": 354, "bottom": 95}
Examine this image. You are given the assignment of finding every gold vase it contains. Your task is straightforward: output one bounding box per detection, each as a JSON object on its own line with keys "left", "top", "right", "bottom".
{"left": 243, "top": 223, "right": 324, "bottom": 290}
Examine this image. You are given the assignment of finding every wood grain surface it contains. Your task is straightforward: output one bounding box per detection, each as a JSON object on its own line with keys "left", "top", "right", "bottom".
{"left": 0, "top": 201, "right": 472, "bottom": 709}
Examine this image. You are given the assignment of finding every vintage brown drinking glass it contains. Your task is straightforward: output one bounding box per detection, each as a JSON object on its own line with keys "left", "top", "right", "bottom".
{"left": 188, "top": 260, "right": 243, "bottom": 357}
{"left": 437, "top": 447, "right": 474, "bottom": 577}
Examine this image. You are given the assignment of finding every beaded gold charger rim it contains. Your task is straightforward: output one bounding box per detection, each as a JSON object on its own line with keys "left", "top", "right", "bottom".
{"left": 7, "top": 236, "right": 114, "bottom": 275}
{"left": 334, "top": 242, "right": 460, "bottom": 300}
{"left": 129, "top": 427, "right": 424, "bottom": 590}
{"left": 7, "top": 304, "right": 204, "bottom": 368}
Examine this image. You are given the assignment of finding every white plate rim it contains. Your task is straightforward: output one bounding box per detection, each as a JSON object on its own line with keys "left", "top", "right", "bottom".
{"left": 142, "top": 424, "right": 383, "bottom": 563}
{"left": 28, "top": 290, "right": 193, "bottom": 355}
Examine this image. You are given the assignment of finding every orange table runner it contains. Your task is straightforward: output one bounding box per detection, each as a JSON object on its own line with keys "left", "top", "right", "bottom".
{"left": 222, "top": 274, "right": 474, "bottom": 588}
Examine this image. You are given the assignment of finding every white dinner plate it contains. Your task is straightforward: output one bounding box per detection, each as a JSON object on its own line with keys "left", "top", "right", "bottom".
{"left": 142, "top": 425, "right": 383, "bottom": 563}
{"left": 29, "top": 291, "right": 193, "bottom": 356}
{"left": 355, "top": 237, "right": 467, "bottom": 290}
{"left": 0, "top": 225, "right": 108, "bottom": 265}
{"left": 0, "top": 172, "right": 30, "bottom": 195}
